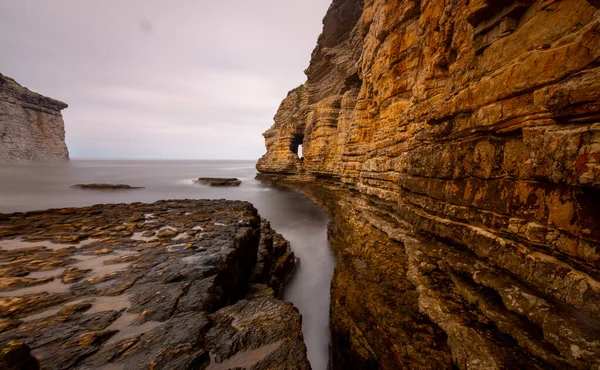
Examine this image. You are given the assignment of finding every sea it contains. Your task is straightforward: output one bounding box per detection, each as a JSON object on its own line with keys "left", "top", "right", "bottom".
{"left": 0, "top": 159, "right": 334, "bottom": 370}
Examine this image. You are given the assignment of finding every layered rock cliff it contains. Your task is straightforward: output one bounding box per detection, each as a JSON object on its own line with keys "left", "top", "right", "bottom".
{"left": 258, "top": 0, "right": 600, "bottom": 369}
{"left": 0, "top": 73, "right": 69, "bottom": 160}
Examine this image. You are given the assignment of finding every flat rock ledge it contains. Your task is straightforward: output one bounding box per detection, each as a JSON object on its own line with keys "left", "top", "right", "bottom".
{"left": 71, "top": 184, "right": 145, "bottom": 190}
{"left": 0, "top": 199, "right": 309, "bottom": 370}
{"left": 194, "top": 178, "right": 242, "bottom": 187}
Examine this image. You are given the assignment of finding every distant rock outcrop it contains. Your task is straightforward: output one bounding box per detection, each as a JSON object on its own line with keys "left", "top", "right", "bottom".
{"left": 71, "top": 184, "right": 145, "bottom": 190}
{"left": 194, "top": 177, "right": 242, "bottom": 187}
{"left": 0, "top": 73, "right": 69, "bottom": 160}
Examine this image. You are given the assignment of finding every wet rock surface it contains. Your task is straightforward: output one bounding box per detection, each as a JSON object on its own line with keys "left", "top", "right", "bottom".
{"left": 0, "top": 199, "right": 308, "bottom": 369}
{"left": 71, "top": 184, "right": 145, "bottom": 190}
{"left": 194, "top": 178, "right": 242, "bottom": 187}
{"left": 206, "top": 297, "right": 311, "bottom": 370}
{"left": 257, "top": 0, "right": 600, "bottom": 368}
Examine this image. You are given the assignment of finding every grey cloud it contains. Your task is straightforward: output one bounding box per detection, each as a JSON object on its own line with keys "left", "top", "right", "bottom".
{"left": 0, "top": 0, "right": 329, "bottom": 159}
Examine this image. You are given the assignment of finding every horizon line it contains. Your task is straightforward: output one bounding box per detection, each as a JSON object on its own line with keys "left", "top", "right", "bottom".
{"left": 71, "top": 157, "right": 259, "bottom": 161}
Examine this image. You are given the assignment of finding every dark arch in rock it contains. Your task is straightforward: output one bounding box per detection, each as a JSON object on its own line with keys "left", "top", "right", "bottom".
{"left": 290, "top": 134, "right": 304, "bottom": 159}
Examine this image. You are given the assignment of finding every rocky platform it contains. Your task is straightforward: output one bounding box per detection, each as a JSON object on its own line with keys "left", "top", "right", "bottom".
{"left": 0, "top": 199, "right": 309, "bottom": 369}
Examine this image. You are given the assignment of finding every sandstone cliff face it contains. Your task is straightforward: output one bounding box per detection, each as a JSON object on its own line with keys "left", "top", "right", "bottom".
{"left": 258, "top": 0, "right": 600, "bottom": 369}
{"left": 0, "top": 74, "right": 69, "bottom": 160}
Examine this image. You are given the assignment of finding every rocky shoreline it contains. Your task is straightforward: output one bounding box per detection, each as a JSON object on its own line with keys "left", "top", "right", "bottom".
{"left": 256, "top": 171, "right": 600, "bottom": 370}
{"left": 0, "top": 199, "right": 310, "bottom": 369}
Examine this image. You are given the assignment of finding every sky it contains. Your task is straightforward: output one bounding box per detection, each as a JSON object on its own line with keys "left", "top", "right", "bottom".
{"left": 0, "top": 1, "right": 330, "bottom": 159}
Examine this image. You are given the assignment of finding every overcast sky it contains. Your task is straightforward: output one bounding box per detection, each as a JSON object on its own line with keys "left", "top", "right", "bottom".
{"left": 0, "top": 1, "right": 329, "bottom": 159}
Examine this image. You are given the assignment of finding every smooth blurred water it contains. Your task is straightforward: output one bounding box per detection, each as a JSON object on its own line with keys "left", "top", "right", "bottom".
{"left": 0, "top": 159, "right": 334, "bottom": 370}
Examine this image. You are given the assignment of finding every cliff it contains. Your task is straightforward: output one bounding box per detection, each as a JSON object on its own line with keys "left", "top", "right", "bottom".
{"left": 0, "top": 73, "right": 69, "bottom": 160}
{"left": 258, "top": 0, "right": 600, "bottom": 369}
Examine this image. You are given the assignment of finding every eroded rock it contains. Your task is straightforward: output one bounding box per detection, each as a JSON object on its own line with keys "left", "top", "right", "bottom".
{"left": 256, "top": 1, "right": 600, "bottom": 368}
{"left": 0, "top": 199, "right": 308, "bottom": 369}
{"left": 0, "top": 73, "right": 69, "bottom": 160}
{"left": 0, "top": 341, "right": 39, "bottom": 370}
{"left": 206, "top": 297, "right": 311, "bottom": 370}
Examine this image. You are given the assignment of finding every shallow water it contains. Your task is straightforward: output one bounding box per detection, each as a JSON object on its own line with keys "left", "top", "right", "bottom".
{"left": 0, "top": 159, "right": 333, "bottom": 370}
{"left": 71, "top": 250, "right": 138, "bottom": 279}
{"left": 0, "top": 237, "right": 102, "bottom": 251}
{"left": 0, "top": 238, "right": 73, "bottom": 251}
{"left": 0, "top": 276, "right": 73, "bottom": 297}
{"left": 208, "top": 341, "right": 283, "bottom": 370}
{"left": 104, "top": 311, "right": 164, "bottom": 345}
{"left": 0, "top": 249, "right": 137, "bottom": 297}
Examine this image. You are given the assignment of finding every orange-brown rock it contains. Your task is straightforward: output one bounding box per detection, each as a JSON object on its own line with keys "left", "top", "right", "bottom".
{"left": 258, "top": 0, "right": 600, "bottom": 369}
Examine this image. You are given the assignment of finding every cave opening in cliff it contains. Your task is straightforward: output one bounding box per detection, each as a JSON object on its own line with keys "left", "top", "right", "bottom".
{"left": 291, "top": 134, "right": 304, "bottom": 159}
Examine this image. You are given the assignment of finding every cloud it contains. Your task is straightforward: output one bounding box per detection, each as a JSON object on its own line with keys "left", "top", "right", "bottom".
{"left": 0, "top": 0, "right": 330, "bottom": 159}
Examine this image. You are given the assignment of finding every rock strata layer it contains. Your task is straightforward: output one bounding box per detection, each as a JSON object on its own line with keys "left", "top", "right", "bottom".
{"left": 258, "top": 0, "right": 600, "bottom": 369}
{"left": 0, "top": 73, "right": 69, "bottom": 160}
{"left": 0, "top": 199, "right": 308, "bottom": 369}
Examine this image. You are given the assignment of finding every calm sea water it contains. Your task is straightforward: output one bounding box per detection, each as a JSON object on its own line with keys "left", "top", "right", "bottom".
{"left": 0, "top": 159, "right": 334, "bottom": 370}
